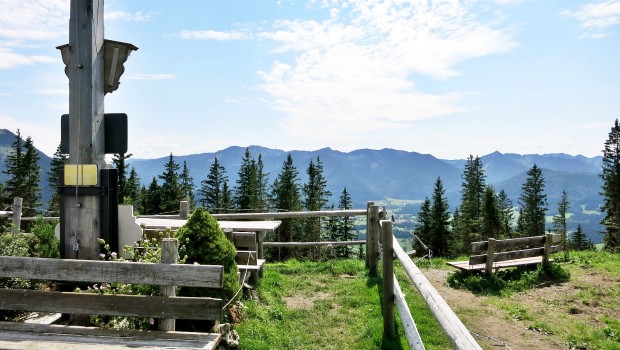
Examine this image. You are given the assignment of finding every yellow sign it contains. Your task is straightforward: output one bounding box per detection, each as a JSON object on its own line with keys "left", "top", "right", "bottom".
{"left": 64, "top": 165, "right": 98, "bottom": 186}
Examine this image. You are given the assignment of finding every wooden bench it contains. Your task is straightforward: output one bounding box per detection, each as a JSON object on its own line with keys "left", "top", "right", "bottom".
{"left": 227, "top": 231, "right": 265, "bottom": 285}
{"left": 0, "top": 239, "right": 225, "bottom": 349}
{"left": 447, "top": 233, "right": 561, "bottom": 275}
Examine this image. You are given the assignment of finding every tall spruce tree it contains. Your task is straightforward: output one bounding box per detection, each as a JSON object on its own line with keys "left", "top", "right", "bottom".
{"left": 180, "top": 160, "right": 195, "bottom": 207}
{"left": 125, "top": 167, "right": 142, "bottom": 209}
{"left": 457, "top": 155, "right": 486, "bottom": 252}
{"left": 255, "top": 154, "right": 269, "bottom": 211}
{"left": 497, "top": 189, "right": 514, "bottom": 238}
{"left": 335, "top": 187, "right": 354, "bottom": 258}
{"left": 235, "top": 148, "right": 258, "bottom": 210}
{"left": 302, "top": 157, "right": 332, "bottom": 243}
{"left": 158, "top": 153, "right": 182, "bottom": 213}
{"left": 481, "top": 185, "right": 500, "bottom": 239}
{"left": 553, "top": 190, "right": 570, "bottom": 257}
{"left": 518, "top": 164, "right": 547, "bottom": 237}
{"left": 47, "top": 144, "right": 67, "bottom": 215}
{"left": 142, "top": 177, "right": 162, "bottom": 215}
{"left": 569, "top": 225, "right": 593, "bottom": 251}
{"left": 199, "top": 157, "right": 228, "bottom": 212}
{"left": 270, "top": 154, "right": 302, "bottom": 259}
{"left": 413, "top": 198, "right": 432, "bottom": 255}
{"left": 600, "top": 119, "right": 620, "bottom": 251}
{"left": 430, "top": 177, "right": 452, "bottom": 257}
{"left": 4, "top": 132, "right": 42, "bottom": 216}
{"left": 112, "top": 152, "right": 132, "bottom": 204}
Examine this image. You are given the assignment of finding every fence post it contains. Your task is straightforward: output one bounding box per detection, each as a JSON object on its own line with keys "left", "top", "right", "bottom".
{"left": 11, "top": 197, "right": 22, "bottom": 234}
{"left": 160, "top": 238, "right": 178, "bottom": 331}
{"left": 365, "top": 201, "right": 374, "bottom": 269}
{"left": 179, "top": 201, "right": 189, "bottom": 220}
{"left": 369, "top": 205, "right": 380, "bottom": 277}
{"left": 543, "top": 233, "right": 552, "bottom": 268}
{"left": 382, "top": 220, "right": 395, "bottom": 338}
{"left": 485, "top": 238, "right": 496, "bottom": 276}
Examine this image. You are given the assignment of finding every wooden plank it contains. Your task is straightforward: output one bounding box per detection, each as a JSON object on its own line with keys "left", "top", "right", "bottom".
{"left": 211, "top": 209, "right": 367, "bottom": 220}
{"left": 0, "top": 289, "right": 222, "bottom": 320}
{"left": 160, "top": 238, "right": 178, "bottom": 331}
{"left": 0, "top": 256, "right": 223, "bottom": 288}
{"left": 447, "top": 256, "right": 552, "bottom": 271}
{"left": 392, "top": 235, "right": 482, "bottom": 350}
{"left": 381, "top": 220, "right": 395, "bottom": 338}
{"left": 393, "top": 274, "right": 425, "bottom": 350}
{"left": 263, "top": 240, "right": 366, "bottom": 247}
{"left": 0, "top": 321, "right": 221, "bottom": 350}
{"left": 233, "top": 232, "right": 257, "bottom": 250}
{"left": 469, "top": 245, "right": 559, "bottom": 265}
{"left": 238, "top": 259, "right": 266, "bottom": 272}
{"left": 236, "top": 250, "right": 258, "bottom": 265}
{"left": 470, "top": 235, "right": 561, "bottom": 253}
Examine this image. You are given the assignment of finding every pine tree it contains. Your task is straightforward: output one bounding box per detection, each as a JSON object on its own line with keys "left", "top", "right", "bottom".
{"left": 600, "top": 119, "right": 620, "bottom": 252}
{"left": 302, "top": 157, "right": 332, "bottom": 243}
{"left": 481, "top": 185, "right": 500, "bottom": 239}
{"left": 3, "top": 129, "right": 25, "bottom": 202}
{"left": 255, "top": 154, "right": 269, "bottom": 211}
{"left": 270, "top": 154, "right": 302, "bottom": 259}
{"left": 457, "top": 155, "right": 486, "bottom": 252}
{"left": 158, "top": 153, "right": 182, "bottom": 213}
{"left": 413, "top": 198, "right": 432, "bottom": 255}
{"left": 180, "top": 160, "right": 195, "bottom": 207}
{"left": 142, "top": 177, "right": 162, "bottom": 215}
{"left": 235, "top": 148, "right": 258, "bottom": 210}
{"left": 199, "top": 157, "right": 228, "bottom": 212}
{"left": 553, "top": 190, "right": 570, "bottom": 257}
{"left": 430, "top": 177, "right": 451, "bottom": 257}
{"left": 569, "top": 224, "right": 594, "bottom": 251}
{"left": 47, "top": 144, "right": 67, "bottom": 215}
{"left": 4, "top": 133, "right": 43, "bottom": 217}
{"left": 125, "top": 167, "right": 142, "bottom": 209}
{"left": 335, "top": 187, "right": 354, "bottom": 258}
{"left": 497, "top": 189, "right": 514, "bottom": 238}
{"left": 220, "top": 181, "right": 234, "bottom": 212}
{"left": 518, "top": 164, "right": 547, "bottom": 237}
{"left": 112, "top": 152, "right": 132, "bottom": 204}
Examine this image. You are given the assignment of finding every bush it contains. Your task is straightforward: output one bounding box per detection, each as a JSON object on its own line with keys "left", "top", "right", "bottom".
{"left": 177, "top": 207, "right": 239, "bottom": 302}
{"left": 30, "top": 218, "right": 60, "bottom": 258}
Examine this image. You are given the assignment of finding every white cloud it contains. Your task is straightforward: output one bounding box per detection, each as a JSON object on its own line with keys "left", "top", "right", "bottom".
{"left": 106, "top": 11, "right": 153, "bottom": 22}
{"left": 126, "top": 73, "right": 178, "bottom": 80}
{"left": 257, "top": 0, "right": 516, "bottom": 141}
{"left": 0, "top": 47, "right": 56, "bottom": 69}
{"left": 179, "top": 30, "right": 250, "bottom": 41}
{"left": 562, "top": 0, "right": 620, "bottom": 37}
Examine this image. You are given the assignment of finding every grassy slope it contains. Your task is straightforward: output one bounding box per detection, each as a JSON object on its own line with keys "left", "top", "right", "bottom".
{"left": 235, "top": 259, "right": 452, "bottom": 350}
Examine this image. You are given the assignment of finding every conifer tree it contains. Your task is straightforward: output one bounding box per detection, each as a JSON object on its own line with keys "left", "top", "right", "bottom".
{"left": 600, "top": 119, "right": 620, "bottom": 252}
{"left": 413, "top": 198, "right": 432, "bottom": 254}
{"left": 270, "top": 154, "right": 302, "bottom": 259}
{"left": 497, "top": 189, "right": 514, "bottom": 238}
{"left": 158, "top": 153, "right": 182, "bottom": 213}
{"left": 199, "top": 157, "right": 228, "bottom": 212}
{"left": 220, "top": 181, "right": 234, "bottom": 212}
{"left": 553, "top": 190, "right": 570, "bottom": 257}
{"left": 457, "top": 155, "right": 486, "bottom": 252}
{"left": 112, "top": 152, "right": 132, "bottom": 204}
{"left": 180, "top": 160, "right": 194, "bottom": 207}
{"left": 47, "top": 144, "right": 67, "bottom": 215}
{"left": 255, "top": 154, "right": 269, "bottom": 211}
{"left": 518, "top": 164, "right": 547, "bottom": 237}
{"left": 335, "top": 187, "right": 354, "bottom": 258}
{"left": 430, "top": 177, "right": 451, "bottom": 257}
{"left": 142, "top": 177, "right": 162, "bottom": 215}
{"left": 481, "top": 185, "right": 500, "bottom": 239}
{"left": 4, "top": 132, "right": 42, "bottom": 216}
{"left": 302, "top": 157, "right": 332, "bottom": 243}
{"left": 3, "top": 130, "right": 25, "bottom": 202}
{"left": 125, "top": 167, "right": 142, "bottom": 209}
{"left": 569, "top": 225, "right": 594, "bottom": 251}
{"left": 235, "top": 148, "right": 258, "bottom": 210}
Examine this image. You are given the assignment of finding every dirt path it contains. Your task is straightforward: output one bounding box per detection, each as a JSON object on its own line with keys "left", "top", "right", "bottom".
{"left": 421, "top": 268, "right": 569, "bottom": 350}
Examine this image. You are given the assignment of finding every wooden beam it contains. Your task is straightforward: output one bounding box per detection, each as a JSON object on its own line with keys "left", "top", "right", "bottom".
{"left": 211, "top": 209, "right": 367, "bottom": 220}
{"left": 393, "top": 274, "right": 425, "bottom": 350}
{"left": 233, "top": 232, "right": 257, "bottom": 250}
{"left": 0, "top": 256, "right": 223, "bottom": 288}
{"left": 470, "top": 235, "right": 561, "bottom": 253}
{"left": 382, "top": 220, "right": 395, "bottom": 338}
{"left": 236, "top": 251, "right": 258, "bottom": 265}
{"left": 263, "top": 240, "right": 365, "bottom": 247}
{"left": 0, "top": 289, "right": 222, "bottom": 320}
{"left": 159, "top": 238, "right": 177, "bottom": 331}
{"left": 469, "top": 246, "right": 560, "bottom": 265}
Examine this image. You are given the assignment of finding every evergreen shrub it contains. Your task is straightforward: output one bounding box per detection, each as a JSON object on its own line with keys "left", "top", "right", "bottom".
{"left": 177, "top": 207, "right": 239, "bottom": 301}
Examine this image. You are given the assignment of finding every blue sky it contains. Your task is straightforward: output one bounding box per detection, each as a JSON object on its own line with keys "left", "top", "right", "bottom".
{"left": 1, "top": 0, "right": 619, "bottom": 159}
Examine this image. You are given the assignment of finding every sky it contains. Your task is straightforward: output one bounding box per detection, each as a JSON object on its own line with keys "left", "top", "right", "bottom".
{"left": 1, "top": 0, "right": 619, "bottom": 160}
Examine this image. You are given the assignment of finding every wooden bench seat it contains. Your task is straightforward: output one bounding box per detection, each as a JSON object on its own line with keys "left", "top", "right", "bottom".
{"left": 447, "top": 233, "right": 561, "bottom": 274}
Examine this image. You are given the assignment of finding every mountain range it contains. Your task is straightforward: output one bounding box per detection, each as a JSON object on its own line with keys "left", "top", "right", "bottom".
{"left": 0, "top": 129, "right": 605, "bottom": 242}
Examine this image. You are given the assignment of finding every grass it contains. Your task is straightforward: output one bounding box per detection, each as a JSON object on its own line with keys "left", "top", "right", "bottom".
{"left": 235, "top": 258, "right": 452, "bottom": 350}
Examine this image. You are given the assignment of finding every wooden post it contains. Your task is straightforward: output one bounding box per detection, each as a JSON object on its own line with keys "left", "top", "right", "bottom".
{"left": 543, "top": 233, "right": 552, "bottom": 268}
{"left": 368, "top": 205, "right": 380, "bottom": 276}
{"left": 223, "top": 228, "right": 233, "bottom": 243}
{"left": 257, "top": 231, "right": 265, "bottom": 259}
{"left": 485, "top": 238, "right": 496, "bottom": 276}
{"left": 159, "top": 238, "right": 178, "bottom": 331}
{"left": 382, "top": 220, "right": 395, "bottom": 338}
{"left": 11, "top": 197, "right": 22, "bottom": 234}
{"left": 365, "top": 201, "right": 374, "bottom": 268}
{"left": 61, "top": 0, "right": 106, "bottom": 260}
{"left": 179, "top": 201, "right": 189, "bottom": 219}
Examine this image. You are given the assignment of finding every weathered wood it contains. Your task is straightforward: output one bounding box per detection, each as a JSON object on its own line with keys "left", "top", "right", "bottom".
{"left": 11, "top": 197, "right": 22, "bottom": 234}
{"left": 366, "top": 201, "right": 374, "bottom": 268}
{"left": 233, "top": 232, "right": 257, "bottom": 250}
{"left": 447, "top": 256, "right": 550, "bottom": 271}
{"left": 0, "top": 321, "right": 221, "bottom": 350}
{"left": 543, "top": 233, "right": 553, "bottom": 267}
{"left": 0, "top": 289, "right": 222, "bottom": 320}
{"left": 368, "top": 205, "right": 380, "bottom": 276}
{"left": 236, "top": 250, "right": 258, "bottom": 265}
{"left": 257, "top": 230, "right": 265, "bottom": 259}
{"left": 485, "top": 238, "right": 496, "bottom": 276}
{"left": 160, "top": 238, "right": 178, "bottom": 331}
{"left": 392, "top": 235, "right": 482, "bottom": 350}
{"left": 238, "top": 259, "right": 266, "bottom": 285}
{"left": 179, "top": 201, "right": 189, "bottom": 220}
{"left": 211, "top": 209, "right": 367, "bottom": 220}
{"left": 469, "top": 246, "right": 559, "bottom": 265}
{"left": 382, "top": 220, "right": 395, "bottom": 338}
{"left": 0, "top": 256, "right": 223, "bottom": 288}
{"left": 471, "top": 234, "right": 561, "bottom": 253}
{"left": 393, "top": 274, "right": 425, "bottom": 350}
{"left": 263, "top": 240, "right": 366, "bottom": 247}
